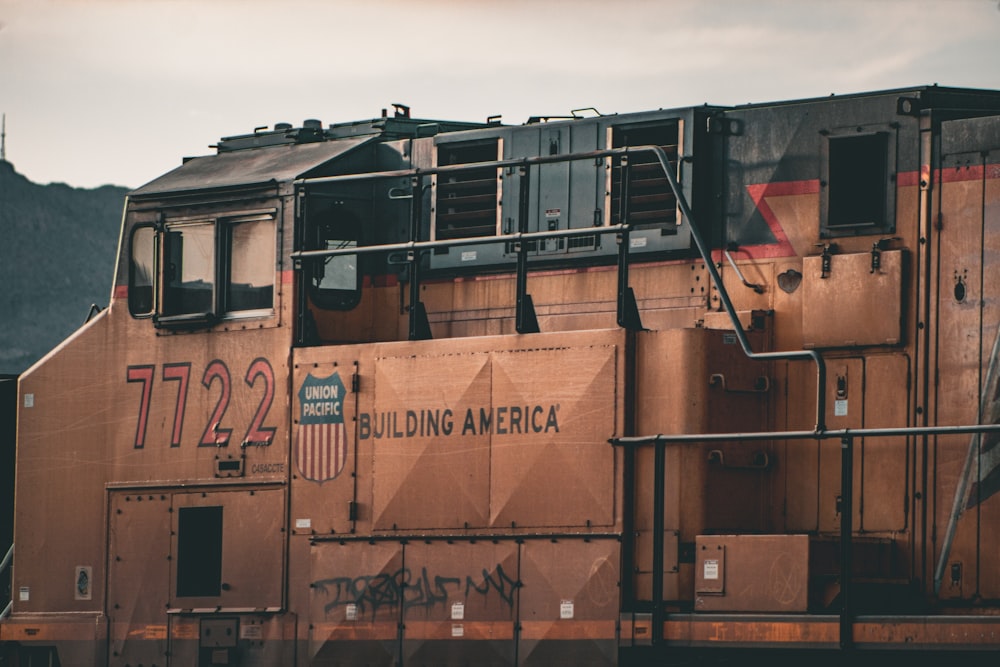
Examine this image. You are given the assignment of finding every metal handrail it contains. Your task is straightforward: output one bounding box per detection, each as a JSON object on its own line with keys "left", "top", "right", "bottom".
{"left": 611, "top": 422, "right": 1000, "bottom": 650}
{"left": 291, "top": 224, "right": 629, "bottom": 261}
{"left": 294, "top": 143, "right": 828, "bottom": 430}
{"left": 1, "top": 543, "right": 12, "bottom": 620}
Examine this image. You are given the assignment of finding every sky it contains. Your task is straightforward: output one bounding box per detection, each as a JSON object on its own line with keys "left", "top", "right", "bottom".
{"left": 0, "top": 0, "right": 999, "bottom": 191}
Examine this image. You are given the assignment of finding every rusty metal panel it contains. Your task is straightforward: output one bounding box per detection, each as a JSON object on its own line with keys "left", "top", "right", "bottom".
{"left": 291, "top": 358, "right": 360, "bottom": 536}
{"left": 366, "top": 336, "right": 620, "bottom": 531}
{"left": 933, "top": 163, "right": 987, "bottom": 601}
{"left": 702, "top": 329, "right": 772, "bottom": 534}
{"left": 854, "top": 617, "right": 1000, "bottom": 649}
{"left": 167, "top": 614, "right": 297, "bottom": 667}
{"left": 309, "top": 541, "right": 402, "bottom": 666}
{"left": 819, "top": 358, "right": 864, "bottom": 533}
{"left": 401, "top": 541, "right": 519, "bottom": 667}
{"left": 371, "top": 352, "right": 492, "bottom": 529}
{"left": 694, "top": 535, "right": 809, "bottom": 612}
{"left": 861, "top": 354, "right": 910, "bottom": 531}
{"left": 780, "top": 360, "right": 821, "bottom": 532}
{"left": 108, "top": 491, "right": 170, "bottom": 667}
{"left": 664, "top": 613, "right": 840, "bottom": 648}
{"left": 517, "top": 539, "right": 619, "bottom": 667}
{"left": 802, "top": 249, "right": 905, "bottom": 348}
{"left": 633, "top": 528, "right": 680, "bottom": 602}
{"left": 169, "top": 487, "right": 285, "bottom": 610}
{"left": 978, "top": 160, "right": 1000, "bottom": 599}
{"left": 490, "top": 344, "right": 616, "bottom": 528}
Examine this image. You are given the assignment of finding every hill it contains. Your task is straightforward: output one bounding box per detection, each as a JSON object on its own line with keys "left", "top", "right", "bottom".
{"left": 0, "top": 160, "right": 129, "bottom": 375}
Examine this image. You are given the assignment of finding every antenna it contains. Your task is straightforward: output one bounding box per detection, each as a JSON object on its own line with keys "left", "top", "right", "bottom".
{"left": 1, "top": 113, "right": 5, "bottom": 162}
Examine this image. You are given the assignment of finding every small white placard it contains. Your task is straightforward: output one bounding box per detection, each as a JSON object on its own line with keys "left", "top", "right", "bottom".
{"left": 629, "top": 236, "right": 648, "bottom": 249}
{"left": 451, "top": 601, "right": 464, "bottom": 620}
{"left": 241, "top": 624, "right": 263, "bottom": 640}
{"left": 559, "top": 600, "right": 574, "bottom": 619}
{"left": 295, "top": 518, "right": 312, "bottom": 530}
{"left": 19, "top": 586, "right": 29, "bottom": 601}
{"left": 451, "top": 624, "right": 464, "bottom": 637}
{"left": 345, "top": 603, "right": 358, "bottom": 621}
{"left": 545, "top": 208, "right": 561, "bottom": 218}
{"left": 703, "top": 559, "right": 719, "bottom": 580}
{"left": 23, "top": 393, "right": 34, "bottom": 408}
{"left": 835, "top": 399, "right": 848, "bottom": 417}
{"left": 461, "top": 251, "right": 478, "bottom": 262}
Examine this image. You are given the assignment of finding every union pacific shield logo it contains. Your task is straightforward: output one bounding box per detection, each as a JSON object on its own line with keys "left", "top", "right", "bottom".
{"left": 297, "top": 372, "right": 348, "bottom": 482}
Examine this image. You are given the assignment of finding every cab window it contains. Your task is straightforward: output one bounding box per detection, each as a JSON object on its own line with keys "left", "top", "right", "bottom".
{"left": 225, "top": 216, "right": 276, "bottom": 315}
{"left": 128, "top": 225, "right": 156, "bottom": 317}
{"left": 127, "top": 210, "right": 276, "bottom": 328}
{"left": 308, "top": 207, "right": 361, "bottom": 310}
{"left": 163, "top": 221, "right": 215, "bottom": 317}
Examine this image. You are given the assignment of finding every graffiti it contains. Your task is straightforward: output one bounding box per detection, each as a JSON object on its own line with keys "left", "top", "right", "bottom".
{"left": 312, "top": 563, "right": 521, "bottom": 618}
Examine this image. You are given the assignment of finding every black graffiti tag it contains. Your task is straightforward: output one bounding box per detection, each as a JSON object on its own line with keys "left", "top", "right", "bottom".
{"left": 312, "top": 564, "right": 521, "bottom": 618}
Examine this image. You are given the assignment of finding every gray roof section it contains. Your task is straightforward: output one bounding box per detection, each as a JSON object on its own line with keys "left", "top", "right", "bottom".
{"left": 130, "top": 136, "right": 374, "bottom": 197}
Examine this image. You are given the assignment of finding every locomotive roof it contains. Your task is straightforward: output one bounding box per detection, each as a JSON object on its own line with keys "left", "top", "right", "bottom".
{"left": 131, "top": 134, "right": 376, "bottom": 197}
{"left": 130, "top": 85, "right": 1000, "bottom": 199}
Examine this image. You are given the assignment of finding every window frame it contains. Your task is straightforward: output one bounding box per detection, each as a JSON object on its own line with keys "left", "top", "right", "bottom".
{"left": 127, "top": 208, "right": 277, "bottom": 328}
{"left": 307, "top": 217, "right": 362, "bottom": 311}
{"left": 175, "top": 505, "right": 224, "bottom": 598}
{"left": 819, "top": 126, "right": 897, "bottom": 238}
{"left": 128, "top": 223, "right": 158, "bottom": 318}
{"left": 220, "top": 213, "right": 278, "bottom": 318}
{"left": 160, "top": 218, "right": 218, "bottom": 325}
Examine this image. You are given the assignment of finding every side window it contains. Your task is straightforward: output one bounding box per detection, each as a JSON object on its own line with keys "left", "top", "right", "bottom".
{"left": 176, "top": 505, "right": 223, "bottom": 598}
{"left": 162, "top": 221, "right": 216, "bottom": 318}
{"left": 225, "top": 216, "right": 275, "bottom": 315}
{"left": 309, "top": 208, "right": 361, "bottom": 310}
{"left": 128, "top": 225, "right": 156, "bottom": 317}
{"left": 820, "top": 129, "right": 896, "bottom": 237}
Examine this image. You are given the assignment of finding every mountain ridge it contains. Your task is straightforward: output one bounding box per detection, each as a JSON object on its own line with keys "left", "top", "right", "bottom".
{"left": 0, "top": 160, "right": 129, "bottom": 374}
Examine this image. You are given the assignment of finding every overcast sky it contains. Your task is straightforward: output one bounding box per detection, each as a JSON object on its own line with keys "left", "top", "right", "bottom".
{"left": 1, "top": 0, "right": 998, "bottom": 190}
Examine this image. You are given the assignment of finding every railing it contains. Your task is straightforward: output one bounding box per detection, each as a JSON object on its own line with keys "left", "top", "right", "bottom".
{"left": 611, "top": 422, "right": 1000, "bottom": 650}
{"left": 293, "top": 144, "right": 828, "bottom": 429}
{"left": 1, "top": 543, "right": 12, "bottom": 620}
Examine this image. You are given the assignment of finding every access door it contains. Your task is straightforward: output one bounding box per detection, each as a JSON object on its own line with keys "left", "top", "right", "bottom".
{"left": 932, "top": 130, "right": 1000, "bottom": 600}
{"left": 107, "top": 485, "right": 287, "bottom": 666}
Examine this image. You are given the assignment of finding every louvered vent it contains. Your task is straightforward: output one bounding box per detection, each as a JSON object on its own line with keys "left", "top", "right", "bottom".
{"left": 433, "top": 140, "right": 500, "bottom": 241}
{"left": 610, "top": 122, "right": 680, "bottom": 229}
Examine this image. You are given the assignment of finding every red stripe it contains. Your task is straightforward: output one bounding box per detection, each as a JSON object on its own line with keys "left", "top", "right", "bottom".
{"left": 897, "top": 164, "right": 1000, "bottom": 187}
{"left": 727, "top": 180, "right": 815, "bottom": 260}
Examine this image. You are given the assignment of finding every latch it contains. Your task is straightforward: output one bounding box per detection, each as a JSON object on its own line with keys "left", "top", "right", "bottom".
{"left": 871, "top": 237, "right": 901, "bottom": 273}
{"left": 815, "top": 243, "right": 836, "bottom": 279}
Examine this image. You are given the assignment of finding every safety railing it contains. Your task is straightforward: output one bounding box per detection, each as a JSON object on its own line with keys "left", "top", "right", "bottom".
{"left": 293, "top": 144, "right": 827, "bottom": 429}
{"left": 611, "top": 422, "right": 1000, "bottom": 650}
{"left": 1, "top": 543, "right": 12, "bottom": 620}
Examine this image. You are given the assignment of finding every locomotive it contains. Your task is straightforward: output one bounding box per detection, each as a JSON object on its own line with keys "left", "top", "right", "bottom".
{"left": 4, "top": 85, "right": 1000, "bottom": 666}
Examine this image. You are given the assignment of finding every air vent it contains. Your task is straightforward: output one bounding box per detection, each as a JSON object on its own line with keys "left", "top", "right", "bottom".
{"left": 434, "top": 139, "right": 500, "bottom": 241}
{"left": 610, "top": 122, "right": 680, "bottom": 229}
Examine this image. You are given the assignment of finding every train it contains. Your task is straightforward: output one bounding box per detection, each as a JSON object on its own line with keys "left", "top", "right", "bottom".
{"left": 3, "top": 84, "right": 1000, "bottom": 666}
